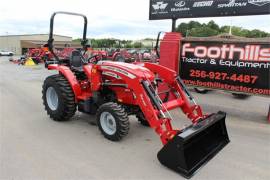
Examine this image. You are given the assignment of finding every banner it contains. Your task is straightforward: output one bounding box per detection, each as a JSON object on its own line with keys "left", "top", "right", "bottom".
{"left": 149, "top": 0, "right": 270, "bottom": 20}
{"left": 180, "top": 42, "right": 270, "bottom": 96}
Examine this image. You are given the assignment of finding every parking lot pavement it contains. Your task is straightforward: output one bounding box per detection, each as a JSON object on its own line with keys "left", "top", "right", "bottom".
{"left": 0, "top": 56, "right": 269, "bottom": 180}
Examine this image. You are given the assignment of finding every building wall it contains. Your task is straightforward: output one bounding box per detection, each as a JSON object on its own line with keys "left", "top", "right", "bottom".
{"left": 0, "top": 34, "right": 72, "bottom": 55}
{"left": 0, "top": 36, "right": 21, "bottom": 54}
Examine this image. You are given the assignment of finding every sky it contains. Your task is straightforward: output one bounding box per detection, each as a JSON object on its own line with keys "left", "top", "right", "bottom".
{"left": 0, "top": 0, "right": 269, "bottom": 40}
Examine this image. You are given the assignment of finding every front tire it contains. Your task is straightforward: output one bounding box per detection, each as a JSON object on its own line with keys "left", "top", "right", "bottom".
{"left": 97, "top": 102, "right": 129, "bottom": 141}
{"left": 232, "top": 93, "right": 250, "bottom": 99}
{"left": 42, "top": 74, "right": 77, "bottom": 121}
{"left": 136, "top": 111, "right": 150, "bottom": 127}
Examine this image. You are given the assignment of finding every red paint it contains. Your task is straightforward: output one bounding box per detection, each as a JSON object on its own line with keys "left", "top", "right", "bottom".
{"left": 48, "top": 64, "right": 82, "bottom": 101}
{"left": 47, "top": 56, "right": 208, "bottom": 145}
{"left": 159, "top": 32, "right": 182, "bottom": 73}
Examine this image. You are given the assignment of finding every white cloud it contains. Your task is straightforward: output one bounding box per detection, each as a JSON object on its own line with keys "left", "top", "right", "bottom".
{"left": 0, "top": 0, "right": 269, "bottom": 39}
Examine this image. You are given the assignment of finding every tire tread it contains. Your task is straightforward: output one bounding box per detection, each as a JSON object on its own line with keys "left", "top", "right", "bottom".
{"left": 97, "top": 102, "right": 129, "bottom": 141}
{"left": 42, "top": 74, "right": 76, "bottom": 121}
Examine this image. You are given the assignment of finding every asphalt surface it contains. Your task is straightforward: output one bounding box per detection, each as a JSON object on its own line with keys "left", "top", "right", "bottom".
{"left": 0, "top": 56, "right": 269, "bottom": 180}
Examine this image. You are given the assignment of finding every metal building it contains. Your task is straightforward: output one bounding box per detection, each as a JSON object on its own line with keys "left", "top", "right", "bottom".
{"left": 0, "top": 34, "right": 78, "bottom": 55}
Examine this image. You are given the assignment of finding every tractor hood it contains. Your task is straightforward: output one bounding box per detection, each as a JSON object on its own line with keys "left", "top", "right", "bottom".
{"left": 98, "top": 61, "right": 155, "bottom": 80}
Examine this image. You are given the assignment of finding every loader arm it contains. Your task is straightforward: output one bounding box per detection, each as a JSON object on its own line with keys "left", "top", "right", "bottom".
{"left": 94, "top": 61, "right": 229, "bottom": 178}
{"left": 141, "top": 62, "right": 205, "bottom": 123}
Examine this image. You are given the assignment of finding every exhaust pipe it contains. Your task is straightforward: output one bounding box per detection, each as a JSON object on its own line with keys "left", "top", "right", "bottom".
{"left": 157, "top": 111, "right": 229, "bottom": 178}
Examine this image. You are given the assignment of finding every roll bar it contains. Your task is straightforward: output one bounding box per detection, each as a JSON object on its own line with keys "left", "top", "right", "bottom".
{"left": 47, "top": 11, "right": 88, "bottom": 61}
{"left": 155, "top": 31, "right": 165, "bottom": 59}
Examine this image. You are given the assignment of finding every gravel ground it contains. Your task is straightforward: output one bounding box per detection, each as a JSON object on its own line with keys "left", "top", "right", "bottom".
{"left": 0, "top": 56, "right": 269, "bottom": 180}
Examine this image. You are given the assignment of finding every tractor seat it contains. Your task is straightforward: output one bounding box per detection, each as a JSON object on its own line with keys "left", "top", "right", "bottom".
{"left": 70, "top": 50, "right": 83, "bottom": 71}
{"left": 108, "top": 49, "right": 114, "bottom": 57}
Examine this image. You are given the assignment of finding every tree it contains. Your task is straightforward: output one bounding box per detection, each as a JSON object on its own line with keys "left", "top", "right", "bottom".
{"left": 176, "top": 20, "right": 270, "bottom": 38}
{"left": 133, "top": 42, "right": 143, "bottom": 48}
{"left": 125, "top": 43, "right": 133, "bottom": 48}
{"left": 188, "top": 21, "right": 201, "bottom": 29}
{"left": 207, "top": 20, "right": 219, "bottom": 31}
{"left": 189, "top": 26, "right": 219, "bottom": 37}
{"left": 247, "top": 29, "right": 269, "bottom": 38}
{"left": 176, "top": 22, "right": 189, "bottom": 36}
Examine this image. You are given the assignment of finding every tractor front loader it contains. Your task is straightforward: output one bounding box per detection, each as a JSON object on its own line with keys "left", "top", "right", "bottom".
{"left": 42, "top": 12, "right": 230, "bottom": 178}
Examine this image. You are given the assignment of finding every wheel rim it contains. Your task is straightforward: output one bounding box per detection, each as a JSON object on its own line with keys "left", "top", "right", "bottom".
{"left": 46, "top": 87, "right": 59, "bottom": 111}
{"left": 100, "top": 112, "right": 117, "bottom": 135}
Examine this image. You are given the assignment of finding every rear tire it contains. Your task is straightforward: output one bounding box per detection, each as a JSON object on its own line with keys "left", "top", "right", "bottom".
{"left": 136, "top": 111, "right": 150, "bottom": 127}
{"left": 97, "top": 102, "right": 129, "bottom": 141}
{"left": 42, "top": 74, "right": 77, "bottom": 121}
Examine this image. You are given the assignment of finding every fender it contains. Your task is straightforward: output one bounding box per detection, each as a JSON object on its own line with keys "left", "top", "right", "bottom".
{"left": 48, "top": 64, "right": 82, "bottom": 101}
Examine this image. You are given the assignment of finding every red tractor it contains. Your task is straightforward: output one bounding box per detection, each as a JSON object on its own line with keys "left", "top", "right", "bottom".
{"left": 10, "top": 47, "right": 52, "bottom": 65}
{"left": 42, "top": 12, "right": 229, "bottom": 178}
{"left": 56, "top": 47, "right": 76, "bottom": 59}
{"left": 105, "top": 48, "right": 125, "bottom": 61}
{"left": 85, "top": 48, "right": 126, "bottom": 62}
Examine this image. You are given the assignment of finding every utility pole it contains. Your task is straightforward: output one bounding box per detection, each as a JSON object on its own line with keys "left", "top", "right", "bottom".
{"left": 229, "top": 19, "right": 232, "bottom": 35}
{"left": 172, "top": 19, "right": 177, "bottom": 32}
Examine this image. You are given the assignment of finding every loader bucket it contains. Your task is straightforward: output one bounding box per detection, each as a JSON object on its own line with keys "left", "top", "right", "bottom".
{"left": 157, "top": 111, "right": 229, "bottom": 178}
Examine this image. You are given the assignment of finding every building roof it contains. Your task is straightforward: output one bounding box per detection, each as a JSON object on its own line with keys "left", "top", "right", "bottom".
{"left": 21, "top": 40, "right": 81, "bottom": 48}
{"left": 0, "top": 34, "right": 72, "bottom": 38}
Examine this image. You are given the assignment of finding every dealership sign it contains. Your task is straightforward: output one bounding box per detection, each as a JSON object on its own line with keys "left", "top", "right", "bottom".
{"left": 180, "top": 42, "right": 270, "bottom": 96}
{"left": 149, "top": 0, "right": 270, "bottom": 20}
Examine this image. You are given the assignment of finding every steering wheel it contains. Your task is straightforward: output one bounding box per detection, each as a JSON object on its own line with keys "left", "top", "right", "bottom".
{"left": 87, "top": 54, "right": 102, "bottom": 64}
